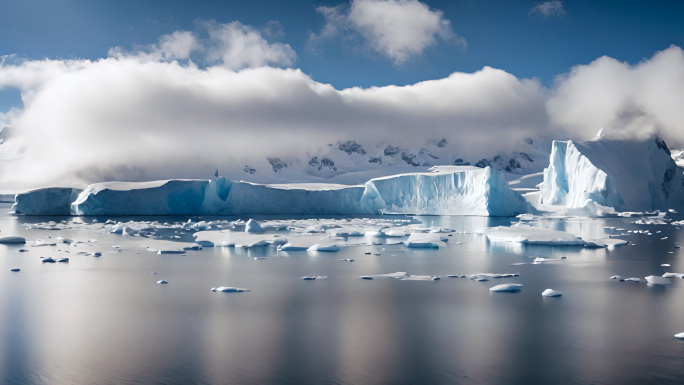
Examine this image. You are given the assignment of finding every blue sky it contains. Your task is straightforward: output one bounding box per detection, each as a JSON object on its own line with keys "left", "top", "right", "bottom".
{"left": 1, "top": 0, "right": 682, "bottom": 94}
{"left": 1, "top": 0, "right": 684, "bottom": 187}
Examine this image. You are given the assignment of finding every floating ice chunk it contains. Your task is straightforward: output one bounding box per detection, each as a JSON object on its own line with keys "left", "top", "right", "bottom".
{"left": 300, "top": 276, "right": 328, "bottom": 280}
{"left": 245, "top": 219, "right": 264, "bottom": 233}
{"left": 56, "top": 257, "right": 69, "bottom": 263}
{"left": 340, "top": 258, "right": 355, "bottom": 262}
{"left": 675, "top": 332, "right": 684, "bottom": 340}
{"left": 157, "top": 280, "right": 168, "bottom": 284}
{"left": 90, "top": 252, "right": 102, "bottom": 257}
{"left": 403, "top": 233, "right": 444, "bottom": 249}
{"left": 480, "top": 226, "right": 600, "bottom": 247}
{"left": 475, "top": 277, "right": 489, "bottom": 282}
{"left": 360, "top": 272, "right": 439, "bottom": 280}
{"left": 364, "top": 230, "right": 387, "bottom": 238}
{"left": 183, "top": 245, "right": 202, "bottom": 251}
{"left": 157, "top": 250, "right": 186, "bottom": 255}
{"left": 211, "top": 286, "right": 250, "bottom": 292}
{"left": 662, "top": 272, "right": 684, "bottom": 278}
{"left": 592, "top": 238, "right": 629, "bottom": 249}
{"left": 196, "top": 240, "right": 215, "bottom": 247}
{"left": 662, "top": 264, "right": 671, "bottom": 267}
{"left": 10, "top": 268, "right": 20, "bottom": 272}
{"left": 489, "top": 283, "right": 523, "bottom": 292}
{"left": 307, "top": 244, "right": 340, "bottom": 252}
{"left": 32, "top": 240, "right": 57, "bottom": 247}
{"left": 254, "top": 257, "right": 267, "bottom": 260}
{"left": 360, "top": 276, "right": 374, "bottom": 280}
{"left": 645, "top": 275, "right": 671, "bottom": 285}
{"left": 624, "top": 277, "right": 640, "bottom": 282}
{"left": 542, "top": 289, "right": 562, "bottom": 297}
{"left": 42, "top": 257, "right": 56, "bottom": 263}
{"left": 0, "top": 236, "right": 26, "bottom": 244}
{"left": 278, "top": 243, "right": 308, "bottom": 251}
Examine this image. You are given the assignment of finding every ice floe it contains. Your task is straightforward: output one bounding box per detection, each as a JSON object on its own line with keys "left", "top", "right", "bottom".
{"left": 479, "top": 226, "right": 601, "bottom": 247}
{"left": 541, "top": 289, "right": 562, "bottom": 297}
{"left": 211, "top": 286, "right": 250, "bottom": 292}
{"left": 645, "top": 275, "right": 671, "bottom": 285}
{"left": 489, "top": 283, "right": 523, "bottom": 292}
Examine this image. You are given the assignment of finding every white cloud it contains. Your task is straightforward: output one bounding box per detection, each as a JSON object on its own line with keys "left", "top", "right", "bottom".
{"left": 109, "top": 21, "right": 296, "bottom": 70}
{"left": 547, "top": 45, "right": 684, "bottom": 146}
{"left": 0, "top": 56, "right": 547, "bottom": 189}
{"left": 310, "top": 0, "right": 463, "bottom": 64}
{"left": 529, "top": 1, "right": 566, "bottom": 18}
{"left": 204, "top": 21, "right": 297, "bottom": 70}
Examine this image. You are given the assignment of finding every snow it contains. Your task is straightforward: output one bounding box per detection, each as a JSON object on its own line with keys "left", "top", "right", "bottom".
{"left": 15, "top": 168, "right": 529, "bottom": 217}
{"left": 489, "top": 283, "right": 523, "bottom": 292}
{"left": 538, "top": 137, "right": 683, "bottom": 212}
{"left": 541, "top": 289, "right": 562, "bottom": 297}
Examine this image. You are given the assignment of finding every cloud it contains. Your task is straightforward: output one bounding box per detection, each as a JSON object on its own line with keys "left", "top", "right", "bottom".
{"left": 109, "top": 21, "right": 296, "bottom": 70}
{"left": 0, "top": 55, "right": 547, "bottom": 189}
{"left": 547, "top": 45, "right": 684, "bottom": 146}
{"left": 529, "top": 1, "right": 566, "bottom": 18}
{"left": 310, "top": 0, "right": 463, "bottom": 64}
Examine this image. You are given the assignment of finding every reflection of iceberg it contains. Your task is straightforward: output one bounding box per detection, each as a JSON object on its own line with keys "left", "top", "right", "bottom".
{"left": 14, "top": 168, "right": 529, "bottom": 217}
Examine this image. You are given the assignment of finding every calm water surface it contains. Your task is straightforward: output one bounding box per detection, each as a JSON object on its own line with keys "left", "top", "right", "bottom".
{"left": 1, "top": 205, "right": 684, "bottom": 384}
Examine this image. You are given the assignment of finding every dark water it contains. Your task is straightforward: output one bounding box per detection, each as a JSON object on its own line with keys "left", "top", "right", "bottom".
{"left": 1, "top": 207, "right": 684, "bottom": 384}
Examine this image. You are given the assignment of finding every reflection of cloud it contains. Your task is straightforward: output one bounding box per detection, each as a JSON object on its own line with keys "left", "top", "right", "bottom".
{"left": 310, "top": 0, "right": 463, "bottom": 64}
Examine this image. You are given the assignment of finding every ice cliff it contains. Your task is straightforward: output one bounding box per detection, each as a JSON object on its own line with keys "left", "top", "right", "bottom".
{"left": 538, "top": 136, "right": 683, "bottom": 212}
{"left": 13, "top": 167, "right": 529, "bottom": 217}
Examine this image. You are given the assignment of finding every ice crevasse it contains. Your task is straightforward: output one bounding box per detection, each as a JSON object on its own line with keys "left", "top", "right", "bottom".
{"left": 13, "top": 167, "right": 531, "bottom": 216}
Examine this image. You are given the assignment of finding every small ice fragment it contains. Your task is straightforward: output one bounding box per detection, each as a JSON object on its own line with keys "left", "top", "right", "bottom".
{"left": 340, "top": 258, "right": 354, "bottom": 262}
{"left": 254, "top": 257, "right": 267, "bottom": 260}
{"left": 624, "top": 277, "right": 640, "bottom": 282}
{"left": 10, "top": 268, "right": 20, "bottom": 272}
{"left": 662, "top": 264, "right": 671, "bottom": 267}
{"left": 489, "top": 283, "right": 523, "bottom": 292}
{"left": 662, "top": 237, "right": 669, "bottom": 240}
{"left": 111, "top": 245, "right": 120, "bottom": 249}
{"left": 19, "top": 249, "right": 28, "bottom": 252}
{"left": 56, "top": 257, "right": 69, "bottom": 263}
{"left": 609, "top": 275, "right": 621, "bottom": 280}
{"left": 360, "top": 276, "right": 373, "bottom": 280}
{"left": 157, "top": 280, "right": 168, "bottom": 284}
{"left": 90, "top": 252, "right": 102, "bottom": 257}
{"left": 447, "top": 275, "right": 460, "bottom": 278}
{"left": 646, "top": 275, "right": 671, "bottom": 285}
{"left": 300, "top": 276, "right": 327, "bottom": 280}
{"left": 278, "top": 243, "right": 308, "bottom": 251}
{"left": 662, "top": 272, "right": 683, "bottom": 278}
{"left": 307, "top": 244, "right": 340, "bottom": 252}
{"left": 364, "top": 252, "right": 371, "bottom": 255}
{"left": 475, "top": 277, "right": 489, "bottom": 282}
{"left": 542, "top": 289, "right": 562, "bottom": 297}
{"left": 211, "top": 286, "right": 250, "bottom": 292}
{"left": 675, "top": 332, "right": 684, "bottom": 340}
{"left": 245, "top": 219, "right": 264, "bottom": 234}
{"left": 42, "top": 257, "right": 56, "bottom": 263}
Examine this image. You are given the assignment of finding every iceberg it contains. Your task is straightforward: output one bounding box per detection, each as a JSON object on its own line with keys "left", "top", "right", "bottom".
{"left": 539, "top": 136, "right": 684, "bottom": 212}
{"left": 16, "top": 168, "right": 529, "bottom": 217}
{"left": 13, "top": 187, "right": 82, "bottom": 215}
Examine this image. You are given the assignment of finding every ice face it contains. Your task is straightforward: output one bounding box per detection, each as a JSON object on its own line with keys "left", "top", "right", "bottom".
{"left": 16, "top": 168, "right": 529, "bottom": 217}
{"left": 539, "top": 137, "right": 684, "bottom": 212}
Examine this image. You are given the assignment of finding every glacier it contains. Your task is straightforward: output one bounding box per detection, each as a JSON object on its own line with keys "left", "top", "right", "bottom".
{"left": 13, "top": 167, "right": 530, "bottom": 217}
{"left": 538, "top": 136, "right": 684, "bottom": 212}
